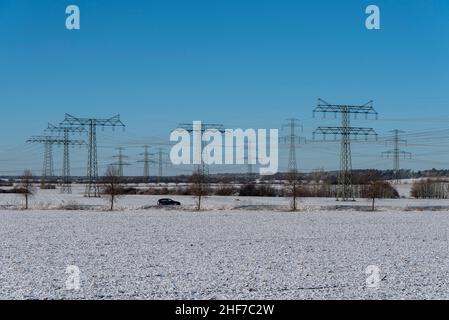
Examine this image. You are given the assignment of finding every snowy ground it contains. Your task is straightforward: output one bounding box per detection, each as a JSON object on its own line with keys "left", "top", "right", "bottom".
{"left": 2, "top": 185, "right": 449, "bottom": 299}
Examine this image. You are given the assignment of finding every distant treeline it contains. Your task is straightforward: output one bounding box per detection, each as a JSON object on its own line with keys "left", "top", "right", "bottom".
{"left": 114, "top": 182, "right": 399, "bottom": 199}
{"left": 2, "top": 169, "right": 402, "bottom": 199}
{"left": 2, "top": 168, "right": 448, "bottom": 185}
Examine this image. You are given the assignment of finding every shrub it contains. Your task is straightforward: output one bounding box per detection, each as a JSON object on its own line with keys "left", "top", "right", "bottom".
{"left": 214, "top": 184, "right": 236, "bottom": 196}
{"left": 239, "top": 184, "right": 279, "bottom": 197}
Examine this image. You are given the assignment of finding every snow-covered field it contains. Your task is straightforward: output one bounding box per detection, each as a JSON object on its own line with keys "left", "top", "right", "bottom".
{"left": 2, "top": 185, "right": 449, "bottom": 300}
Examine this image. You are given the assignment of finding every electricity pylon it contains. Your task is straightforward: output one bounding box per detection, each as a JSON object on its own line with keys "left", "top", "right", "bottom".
{"left": 60, "top": 114, "right": 125, "bottom": 197}
{"left": 27, "top": 136, "right": 85, "bottom": 190}
{"left": 280, "top": 118, "right": 306, "bottom": 174}
{"left": 381, "top": 129, "right": 411, "bottom": 182}
{"left": 137, "top": 145, "right": 151, "bottom": 183}
{"left": 46, "top": 123, "right": 85, "bottom": 193}
{"left": 111, "top": 147, "right": 130, "bottom": 177}
{"left": 27, "top": 137, "right": 54, "bottom": 188}
{"left": 313, "top": 98, "right": 378, "bottom": 201}
{"left": 176, "top": 122, "right": 225, "bottom": 176}
{"left": 150, "top": 147, "right": 170, "bottom": 183}
{"left": 244, "top": 140, "right": 257, "bottom": 183}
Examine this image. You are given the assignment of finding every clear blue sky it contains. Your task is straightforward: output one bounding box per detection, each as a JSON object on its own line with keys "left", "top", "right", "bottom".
{"left": 1, "top": 0, "right": 449, "bottom": 175}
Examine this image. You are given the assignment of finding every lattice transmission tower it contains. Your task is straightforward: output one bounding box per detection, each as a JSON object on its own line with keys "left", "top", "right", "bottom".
{"left": 46, "top": 124, "right": 85, "bottom": 193}
{"left": 111, "top": 147, "right": 130, "bottom": 177}
{"left": 150, "top": 147, "right": 170, "bottom": 183}
{"left": 26, "top": 136, "right": 54, "bottom": 188}
{"left": 137, "top": 145, "right": 151, "bottom": 183}
{"left": 381, "top": 129, "right": 411, "bottom": 182}
{"left": 27, "top": 135, "right": 85, "bottom": 190}
{"left": 280, "top": 118, "right": 306, "bottom": 174}
{"left": 60, "top": 114, "right": 125, "bottom": 197}
{"left": 313, "top": 98, "right": 378, "bottom": 201}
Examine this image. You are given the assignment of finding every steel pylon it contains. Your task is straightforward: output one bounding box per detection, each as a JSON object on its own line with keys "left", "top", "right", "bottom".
{"left": 313, "top": 99, "right": 378, "bottom": 201}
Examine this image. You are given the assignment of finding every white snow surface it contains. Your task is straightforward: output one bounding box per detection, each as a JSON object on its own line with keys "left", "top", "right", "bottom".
{"left": 2, "top": 187, "right": 449, "bottom": 299}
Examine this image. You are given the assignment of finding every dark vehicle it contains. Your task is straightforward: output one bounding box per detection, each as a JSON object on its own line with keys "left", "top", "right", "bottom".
{"left": 158, "top": 198, "right": 181, "bottom": 206}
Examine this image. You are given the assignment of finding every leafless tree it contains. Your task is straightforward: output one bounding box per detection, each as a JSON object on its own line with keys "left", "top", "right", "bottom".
{"left": 362, "top": 171, "right": 397, "bottom": 211}
{"left": 190, "top": 168, "right": 209, "bottom": 211}
{"left": 286, "top": 170, "right": 301, "bottom": 211}
{"left": 19, "top": 169, "right": 35, "bottom": 209}
{"left": 366, "top": 180, "right": 388, "bottom": 211}
{"left": 102, "top": 165, "right": 123, "bottom": 211}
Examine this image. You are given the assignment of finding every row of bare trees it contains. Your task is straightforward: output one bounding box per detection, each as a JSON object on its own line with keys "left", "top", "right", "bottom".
{"left": 284, "top": 170, "right": 398, "bottom": 211}
{"left": 10, "top": 167, "right": 398, "bottom": 212}
{"left": 188, "top": 170, "right": 399, "bottom": 212}
{"left": 411, "top": 179, "right": 449, "bottom": 199}
{"left": 10, "top": 166, "right": 203, "bottom": 211}
{"left": 11, "top": 167, "right": 122, "bottom": 211}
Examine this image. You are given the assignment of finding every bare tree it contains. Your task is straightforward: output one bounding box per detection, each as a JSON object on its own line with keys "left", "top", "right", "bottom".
{"left": 286, "top": 170, "right": 301, "bottom": 211}
{"left": 19, "top": 169, "right": 35, "bottom": 209}
{"left": 362, "top": 171, "right": 398, "bottom": 211}
{"left": 366, "top": 181, "right": 387, "bottom": 211}
{"left": 102, "top": 165, "right": 123, "bottom": 211}
{"left": 190, "top": 168, "right": 209, "bottom": 211}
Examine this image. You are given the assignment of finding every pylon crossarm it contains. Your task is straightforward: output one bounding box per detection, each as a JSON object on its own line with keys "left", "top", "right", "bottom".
{"left": 46, "top": 123, "right": 86, "bottom": 134}
{"left": 315, "top": 99, "right": 377, "bottom": 119}
{"left": 279, "top": 136, "right": 306, "bottom": 144}
{"left": 61, "top": 114, "right": 125, "bottom": 129}
{"left": 27, "top": 136, "right": 85, "bottom": 146}
{"left": 313, "top": 127, "right": 377, "bottom": 140}
{"left": 177, "top": 123, "right": 225, "bottom": 133}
